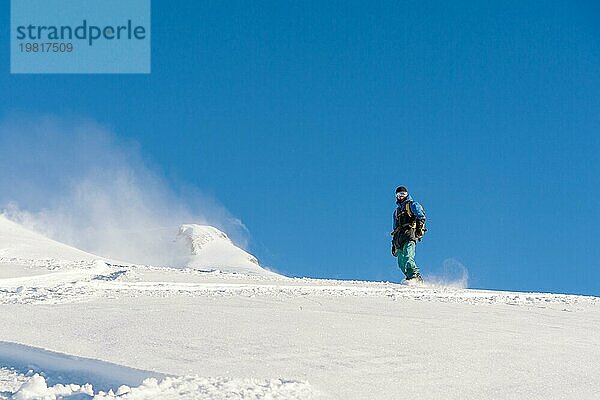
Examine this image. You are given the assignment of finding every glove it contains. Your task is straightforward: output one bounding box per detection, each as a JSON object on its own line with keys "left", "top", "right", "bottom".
{"left": 415, "top": 221, "right": 427, "bottom": 241}
{"left": 391, "top": 244, "right": 397, "bottom": 257}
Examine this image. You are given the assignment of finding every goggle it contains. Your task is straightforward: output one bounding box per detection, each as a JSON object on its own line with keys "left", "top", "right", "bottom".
{"left": 396, "top": 191, "right": 408, "bottom": 198}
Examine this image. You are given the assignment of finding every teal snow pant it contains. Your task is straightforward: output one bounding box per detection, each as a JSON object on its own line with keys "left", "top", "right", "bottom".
{"left": 397, "top": 240, "right": 420, "bottom": 279}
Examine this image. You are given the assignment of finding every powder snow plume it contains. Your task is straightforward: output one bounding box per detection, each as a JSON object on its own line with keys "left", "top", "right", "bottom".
{"left": 0, "top": 114, "right": 249, "bottom": 266}
{"left": 423, "top": 258, "right": 469, "bottom": 289}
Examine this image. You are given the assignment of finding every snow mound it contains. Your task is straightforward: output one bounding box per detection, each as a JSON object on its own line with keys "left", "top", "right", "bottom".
{"left": 178, "top": 224, "right": 275, "bottom": 276}
{"left": 12, "top": 373, "right": 94, "bottom": 400}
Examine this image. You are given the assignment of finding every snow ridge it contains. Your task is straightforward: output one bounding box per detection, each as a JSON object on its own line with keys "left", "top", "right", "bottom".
{"left": 0, "top": 214, "right": 274, "bottom": 276}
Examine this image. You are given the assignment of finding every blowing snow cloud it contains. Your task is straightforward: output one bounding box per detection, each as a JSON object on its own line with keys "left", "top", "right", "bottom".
{"left": 0, "top": 114, "right": 248, "bottom": 266}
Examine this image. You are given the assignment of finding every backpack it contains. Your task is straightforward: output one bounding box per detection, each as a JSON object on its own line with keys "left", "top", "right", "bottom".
{"left": 397, "top": 200, "right": 427, "bottom": 240}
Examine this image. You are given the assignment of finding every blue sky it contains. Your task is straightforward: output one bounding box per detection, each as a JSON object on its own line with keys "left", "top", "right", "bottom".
{"left": 1, "top": 1, "right": 598, "bottom": 295}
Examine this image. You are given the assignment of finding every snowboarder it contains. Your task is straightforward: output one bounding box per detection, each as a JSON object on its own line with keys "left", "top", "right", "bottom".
{"left": 391, "top": 186, "right": 426, "bottom": 283}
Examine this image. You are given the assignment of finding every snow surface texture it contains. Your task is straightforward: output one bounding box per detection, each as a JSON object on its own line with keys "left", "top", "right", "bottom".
{"left": 1, "top": 215, "right": 599, "bottom": 399}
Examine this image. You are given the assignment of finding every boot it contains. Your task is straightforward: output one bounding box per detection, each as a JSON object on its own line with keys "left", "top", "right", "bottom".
{"left": 405, "top": 275, "right": 424, "bottom": 285}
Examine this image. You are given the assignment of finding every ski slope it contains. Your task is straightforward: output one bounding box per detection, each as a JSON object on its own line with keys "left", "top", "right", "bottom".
{"left": 0, "top": 215, "right": 599, "bottom": 399}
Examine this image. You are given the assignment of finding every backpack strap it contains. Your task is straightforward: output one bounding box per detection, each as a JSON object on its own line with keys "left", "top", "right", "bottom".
{"left": 405, "top": 201, "right": 413, "bottom": 218}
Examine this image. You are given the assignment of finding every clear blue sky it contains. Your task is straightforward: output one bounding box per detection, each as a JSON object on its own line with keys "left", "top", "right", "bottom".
{"left": 1, "top": 1, "right": 598, "bottom": 295}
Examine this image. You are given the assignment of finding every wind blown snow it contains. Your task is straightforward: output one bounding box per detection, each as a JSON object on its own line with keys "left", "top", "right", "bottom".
{"left": 423, "top": 258, "right": 470, "bottom": 289}
{"left": 0, "top": 115, "right": 251, "bottom": 267}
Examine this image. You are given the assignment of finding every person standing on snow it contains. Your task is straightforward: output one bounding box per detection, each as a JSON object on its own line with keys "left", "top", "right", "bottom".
{"left": 391, "top": 186, "right": 427, "bottom": 283}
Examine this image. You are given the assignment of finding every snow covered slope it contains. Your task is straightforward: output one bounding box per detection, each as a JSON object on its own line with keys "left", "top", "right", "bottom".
{"left": 1, "top": 215, "right": 599, "bottom": 399}
{"left": 0, "top": 215, "right": 101, "bottom": 264}
{"left": 0, "top": 214, "right": 274, "bottom": 276}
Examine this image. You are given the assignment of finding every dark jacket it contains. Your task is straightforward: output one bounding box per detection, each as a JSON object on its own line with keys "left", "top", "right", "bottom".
{"left": 392, "top": 194, "right": 426, "bottom": 248}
